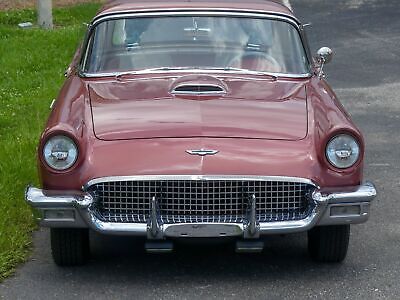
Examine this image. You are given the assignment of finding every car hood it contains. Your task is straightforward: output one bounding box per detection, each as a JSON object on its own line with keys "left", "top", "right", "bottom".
{"left": 88, "top": 75, "right": 308, "bottom": 141}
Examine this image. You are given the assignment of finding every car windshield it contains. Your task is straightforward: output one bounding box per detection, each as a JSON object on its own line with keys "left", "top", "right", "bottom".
{"left": 84, "top": 15, "right": 309, "bottom": 75}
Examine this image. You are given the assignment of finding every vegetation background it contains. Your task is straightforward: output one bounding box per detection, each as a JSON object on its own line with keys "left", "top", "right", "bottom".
{"left": 0, "top": 0, "right": 101, "bottom": 10}
{"left": 0, "top": 0, "right": 102, "bottom": 280}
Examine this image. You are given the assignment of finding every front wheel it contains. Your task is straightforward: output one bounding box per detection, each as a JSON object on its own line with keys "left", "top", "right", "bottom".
{"left": 50, "top": 228, "right": 90, "bottom": 266}
{"left": 308, "top": 225, "right": 350, "bottom": 263}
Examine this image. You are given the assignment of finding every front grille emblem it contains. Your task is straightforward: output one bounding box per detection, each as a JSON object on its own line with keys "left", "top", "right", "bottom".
{"left": 186, "top": 149, "right": 219, "bottom": 156}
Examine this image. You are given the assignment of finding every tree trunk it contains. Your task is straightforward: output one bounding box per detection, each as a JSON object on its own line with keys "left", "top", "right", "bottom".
{"left": 37, "top": 0, "right": 53, "bottom": 29}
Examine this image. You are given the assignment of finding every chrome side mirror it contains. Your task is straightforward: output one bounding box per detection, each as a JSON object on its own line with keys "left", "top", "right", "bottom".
{"left": 316, "top": 47, "right": 333, "bottom": 79}
{"left": 317, "top": 47, "right": 333, "bottom": 64}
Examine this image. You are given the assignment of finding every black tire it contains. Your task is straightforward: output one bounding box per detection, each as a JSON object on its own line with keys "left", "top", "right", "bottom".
{"left": 308, "top": 225, "right": 350, "bottom": 263}
{"left": 50, "top": 228, "right": 90, "bottom": 266}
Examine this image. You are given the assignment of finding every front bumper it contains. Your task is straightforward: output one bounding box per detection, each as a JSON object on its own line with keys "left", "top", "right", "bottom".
{"left": 25, "top": 182, "right": 376, "bottom": 238}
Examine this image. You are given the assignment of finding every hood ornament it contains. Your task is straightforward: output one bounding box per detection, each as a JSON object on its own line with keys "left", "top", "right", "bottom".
{"left": 186, "top": 149, "right": 219, "bottom": 156}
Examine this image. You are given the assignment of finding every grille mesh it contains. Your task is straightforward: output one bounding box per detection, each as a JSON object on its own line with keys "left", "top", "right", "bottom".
{"left": 87, "top": 180, "right": 315, "bottom": 224}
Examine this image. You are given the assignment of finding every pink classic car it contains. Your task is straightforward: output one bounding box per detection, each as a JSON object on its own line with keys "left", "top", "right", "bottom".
{"left": 26, "top": 0, "right": 376, "bottom": 266}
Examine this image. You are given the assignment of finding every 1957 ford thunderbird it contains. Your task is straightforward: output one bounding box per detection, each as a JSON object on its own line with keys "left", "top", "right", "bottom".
{"left": 25, "top": 0, "right": 377, "bottom": 266}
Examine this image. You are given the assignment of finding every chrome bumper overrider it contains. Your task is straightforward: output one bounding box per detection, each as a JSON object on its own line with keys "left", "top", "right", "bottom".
{"left": 25, "top": 182, "right": 377, "bottom": 238}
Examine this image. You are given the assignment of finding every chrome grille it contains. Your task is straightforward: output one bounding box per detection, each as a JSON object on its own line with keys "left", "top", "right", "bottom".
{"left": 87, "top": 179, "right": 315, "bottom": 224}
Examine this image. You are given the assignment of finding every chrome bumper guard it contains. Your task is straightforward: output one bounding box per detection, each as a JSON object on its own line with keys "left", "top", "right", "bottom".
{"left": 25, "top": 182, "right": 377, "bottom": 238}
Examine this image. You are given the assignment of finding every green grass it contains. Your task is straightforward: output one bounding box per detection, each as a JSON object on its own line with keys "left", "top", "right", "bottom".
{"left": 0, "top": 3, "right": 101, "bottom": 280}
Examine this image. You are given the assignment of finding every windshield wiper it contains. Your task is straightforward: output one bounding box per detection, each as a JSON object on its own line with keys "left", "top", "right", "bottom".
{"left": 115, "top": 67, "right": 194, "bottom": 79}
{"left": 203, "top": 67, "right": 278, "bottom": 79}
{"left": 115, "top": 66, "right": 278, "bottom": 80}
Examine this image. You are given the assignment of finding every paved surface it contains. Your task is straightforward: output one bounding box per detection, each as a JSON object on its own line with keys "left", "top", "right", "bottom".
{"left": 1, "top": 0, "right": 400, "bottom": 299}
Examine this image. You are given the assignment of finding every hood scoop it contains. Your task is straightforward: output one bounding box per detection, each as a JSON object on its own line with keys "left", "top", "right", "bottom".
{"left": 170, "top": 75, "right": 227, "bottom": 96}
{"left": 172, "top": 84, "right": 226, "bottom": 95}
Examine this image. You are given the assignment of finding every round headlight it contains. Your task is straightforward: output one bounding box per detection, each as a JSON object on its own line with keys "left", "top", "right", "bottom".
{"left": 43, "top": 135, "right": 78, "bottom": 171}
{"left": 326, "top": 134, "right": 360, "bottom": 169}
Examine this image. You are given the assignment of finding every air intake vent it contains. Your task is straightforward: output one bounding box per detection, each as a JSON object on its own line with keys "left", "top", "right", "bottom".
{"left": 87, "top": 178, "right": 316, "bottom": 224}
{"left": 172, "top": 84, "right": 226, "bottom": 95}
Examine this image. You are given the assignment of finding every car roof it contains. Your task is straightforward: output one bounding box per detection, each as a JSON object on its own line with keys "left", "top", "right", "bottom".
{"left": 96, "top": 0, "right": 296, "bottom": 20}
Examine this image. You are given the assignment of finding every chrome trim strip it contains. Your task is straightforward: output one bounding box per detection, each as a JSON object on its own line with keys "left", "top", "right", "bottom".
{"left": 81, "top": 69, "right": 312, "bottom": 79}
{"left": 80, "top": 10, "right": 312, "bottom": 78}
{"left": 83, "top": 175, "right": 319, "bottom": 190}
{"left": 92, "top": 10, "right": 301, "bottom": 27}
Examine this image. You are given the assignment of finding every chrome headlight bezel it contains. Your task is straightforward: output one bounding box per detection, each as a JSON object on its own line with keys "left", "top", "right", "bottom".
{"left": 42, "top": 135, "right": 79, "bottom": 171}
{"left": 325, "top": 134, "right": 360, "bottom": 169}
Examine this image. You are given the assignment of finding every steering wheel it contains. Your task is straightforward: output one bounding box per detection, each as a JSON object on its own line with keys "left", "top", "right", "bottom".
{"left": 227, "top": 52, "right": 282, "bottom": 73}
